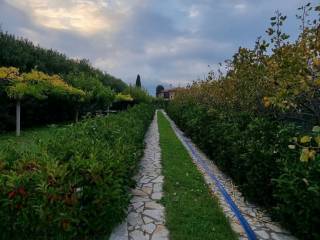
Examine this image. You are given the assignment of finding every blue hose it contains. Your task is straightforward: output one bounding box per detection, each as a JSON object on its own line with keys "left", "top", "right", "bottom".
{"left": 168, "top": 117, "right": 257, "bottom": 240}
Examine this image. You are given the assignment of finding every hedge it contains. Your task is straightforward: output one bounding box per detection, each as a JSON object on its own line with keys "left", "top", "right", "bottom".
{"left": 0, "top": 104, "right": 155, "bottom": 239}
{"left": 167, "top": 102, "right": 320, "bottom": 240}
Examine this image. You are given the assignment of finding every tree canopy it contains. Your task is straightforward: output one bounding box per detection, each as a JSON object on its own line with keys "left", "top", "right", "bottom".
{"left": 0, "top": 31, "right": 127, "bottom": 132}
{"left": 156, "top": 85, "right": 164, "bottom": 96}
{"left": 0, "top": 30, "right": 127, "bottom": 92}
{"left": 0, "top": 67, "right": 85, "bottom": 135}
{"left": 123, "top": 86, "right": 152, "bottom": 104}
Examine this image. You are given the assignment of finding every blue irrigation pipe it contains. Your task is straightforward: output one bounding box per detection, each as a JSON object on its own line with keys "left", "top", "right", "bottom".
{"left": 167, "top": 115, "right": 257, "bottom": 240}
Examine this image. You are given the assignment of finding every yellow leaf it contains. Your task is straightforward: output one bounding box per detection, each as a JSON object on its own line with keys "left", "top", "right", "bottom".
{"left": 263, "top": 97, "right": 271, "bottom": 108}
{"left": 300, "top": 148, "right": 310, "bottom": 162}
{"left": 308, "top": 150, "right": 317, "bottom": 160}
{"left": 300, "top": 135, "right": 312, "bottom": 144}
{"left": 314, "top": 58, "right": 320, "bottom": 67}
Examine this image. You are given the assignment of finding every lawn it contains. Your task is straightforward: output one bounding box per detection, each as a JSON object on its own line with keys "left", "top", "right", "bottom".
{"left": 0, "top": 124, "right": 66, "bottom": 154}
{"left": 157, "top": 111, "right": 237, "bottom": 240}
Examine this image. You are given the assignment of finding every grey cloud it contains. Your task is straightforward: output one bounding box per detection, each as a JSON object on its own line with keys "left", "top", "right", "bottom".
{"left": 0, "top": 0, "right": 314, "bottom": 95}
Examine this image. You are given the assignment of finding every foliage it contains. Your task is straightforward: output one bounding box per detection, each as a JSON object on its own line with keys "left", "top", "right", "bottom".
{"left": 262, "top": 4, "right": 320, "bottom": 121}
{"left": 0, "top": 104, "right": 155, "bottom": 239}
{"left": 0, "top": 66, "right": 21, "bottom": 80}
{"left": 123, "top": 86, "right": 153, "bottom": 104}
{"left": 0, "top": 30, "right": 126, "bottom": 92}
{"left": 166, "top": 3, "right": 320, "bottom": 239}
{"left": 65, "top": 72, "right": 115, "bottom": 112}
{"left": 115, "top": 93, "right": 134, "bottom": 102}
{"left": 153, "top": 98, "right": 168, "bottom": 109}
{"left": 167, "top": 103, "right": 296, "bottom": 204}
{"left": 167, "top": 101, "right": 320, "bottom": 239}
{"left": 0, "top": 30, "right": 126, "bottom": 132}
{"left": 0, "top": 67, "right": 86, "bottom": 134}
{"left": 3, "top": 68, "right": 85, "bottom": 101}
{"left": 272, "top": 125, "right": 320, "bottom": 239}
{"left": 156, "top": 85, "right": 164, "bottom": 96}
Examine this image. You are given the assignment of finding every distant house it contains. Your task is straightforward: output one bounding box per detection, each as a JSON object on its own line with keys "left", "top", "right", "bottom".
{"left": 157, "top": 88, "right": 181, "bottom": 100}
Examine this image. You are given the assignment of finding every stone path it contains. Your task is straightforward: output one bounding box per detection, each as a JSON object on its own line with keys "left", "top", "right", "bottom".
{"left": 161, "top": 110, "right": 297, "bottom": 240}
{"left": 110, "top": 111, "right": 169, "bottom": 240}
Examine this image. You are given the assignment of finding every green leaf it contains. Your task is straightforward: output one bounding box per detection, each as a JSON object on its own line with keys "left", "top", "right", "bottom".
{"left": 302, "top": 178, "right": 309, "bottom": 186}
{"left": 288, "top": 145, "right": 296, "bottom": 150}
{"left": 312, "top": 126, "right": 320, "bottom": 133}
{"left": 280, "top": 16, "right": 287, "bottom": 21}
{"left": 315, "top": 136, "right": 320, "bottom": 146}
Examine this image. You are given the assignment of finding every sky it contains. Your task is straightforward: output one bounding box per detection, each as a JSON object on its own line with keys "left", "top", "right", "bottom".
{"left": 0, "top": 0, "right": 315, "bottom": 95}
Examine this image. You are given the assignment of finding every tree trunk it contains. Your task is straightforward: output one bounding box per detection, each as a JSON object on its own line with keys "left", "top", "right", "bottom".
{"left": 75, "top": 110, "right": 79, "bottom": 123}
{"left": 16, "top": 100, "right": 21, "bottom": 136}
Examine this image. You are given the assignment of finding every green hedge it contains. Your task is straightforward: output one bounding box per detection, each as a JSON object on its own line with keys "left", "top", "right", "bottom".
{"left": 167, "top": 102, "right": 320, "bottom": 240}
{"left": 0, "top": 104, "right": 154, "bottom": 239}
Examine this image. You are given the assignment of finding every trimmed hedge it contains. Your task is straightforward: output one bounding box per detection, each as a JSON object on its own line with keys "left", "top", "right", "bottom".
{"left": 167, "top": 102, "right": 320, "bottom": 240}
{"left": 0, "top": 104, "right": 154, "bottom": 239}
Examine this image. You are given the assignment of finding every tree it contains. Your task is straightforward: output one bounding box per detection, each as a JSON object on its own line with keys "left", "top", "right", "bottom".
{"left": 135, "top": 74, "right": 141, "bottom": 88}
{"left": 0, "top": 30, "right": 127, "bottom": 92}
{"left": 266, "top": 11, "right": 290, "bottom": 50}
{"left": 0, "top": 30, "right": 127, "bottom": 131}
{"left": 1, "top": 67, "right": 85, "bottom": 136}
{"left": 66, "top": 72, "right": 115, "bottom": 120}
{"left": 156, "top": 85, "right": 164, "bottom": 96}
{"left": 123, "top": 86, "right": 152, "bottom": 103}
{"left": 0, "top": 67, "right": 22, "bottom": 136}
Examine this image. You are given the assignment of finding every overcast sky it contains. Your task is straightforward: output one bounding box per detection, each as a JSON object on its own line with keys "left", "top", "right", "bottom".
{"left": 0, "top": 0, "right": 314, "bottom": 94}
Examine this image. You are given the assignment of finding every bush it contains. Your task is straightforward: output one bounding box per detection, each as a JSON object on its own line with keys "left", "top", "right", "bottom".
{"left": 167, "top": 101, "right": 320, "bottom": 239}
{"left": 273, "top": 142, "right": 320, "bottom": 240}
{"left": 0, "top": 104, "right": 155, "bottom": 239}
{"left": 167, "top": 103, "right": 295, "bottom": 206}
{"left": 122, "top": 86, "right": 152, "bottom": 104}
{"left": 164, "top": 3, "right": 320, "bottom": 239}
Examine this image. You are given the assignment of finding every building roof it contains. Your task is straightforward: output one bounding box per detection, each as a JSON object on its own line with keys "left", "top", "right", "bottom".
{"left": 159, "top": 87, "right": 183, "bottom": 93}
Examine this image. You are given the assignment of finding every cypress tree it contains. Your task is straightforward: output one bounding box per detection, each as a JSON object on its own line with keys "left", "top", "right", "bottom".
{"left": 135, "top": 74, "right": 141, "bottom": 88}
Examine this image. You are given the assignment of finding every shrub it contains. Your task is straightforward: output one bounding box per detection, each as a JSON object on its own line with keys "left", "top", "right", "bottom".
{"left": 0, "top": 104, "right": 154, "bottom": 239}
{"left": 164, "top": 3, "right": 320, "bottom": 239}
{"left": 167, "top": 102, "right": 320, "bottom": 239}
{"left": 273, "top": 133, "right": 320, "bottom": 240}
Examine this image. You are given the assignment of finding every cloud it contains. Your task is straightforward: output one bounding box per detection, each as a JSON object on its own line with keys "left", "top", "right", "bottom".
{"left": 233, "top": 3, "right": 247, "bottom": 12}
{"left": 4, "top": 0, "right": 143, "bottom": 35}
{"left": 0, "top": 0, "right": 310, "bottom": 95}
{"left": 189, "top": 6, "right": 200, "bottom": 18}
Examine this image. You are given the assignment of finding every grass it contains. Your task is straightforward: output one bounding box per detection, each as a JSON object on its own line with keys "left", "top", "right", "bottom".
{"left": 157, "top": 111, "right": 237, "bottom": 240}
{"left": 0, "top": 124, "right": 66, "bottom": 153}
